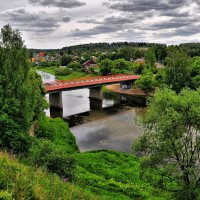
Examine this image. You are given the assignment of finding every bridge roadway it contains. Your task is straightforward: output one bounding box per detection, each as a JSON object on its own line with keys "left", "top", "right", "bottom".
{"left": 44, "top": 74, "right": 140, "bottom": 93}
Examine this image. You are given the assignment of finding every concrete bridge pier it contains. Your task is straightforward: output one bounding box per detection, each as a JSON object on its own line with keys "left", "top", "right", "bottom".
{"left": 49, "top": 91, "right": 63, "bottom": 109}
{"left": 89, "top": 86, "right": 103, "bottom": 110}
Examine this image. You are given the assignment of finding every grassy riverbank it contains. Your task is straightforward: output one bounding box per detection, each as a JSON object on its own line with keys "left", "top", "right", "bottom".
{"left": 0, "top": 117, "right": 173, "bottom": 199}
{"left": 35, "top": 66, "right": 95, "bottom": 80}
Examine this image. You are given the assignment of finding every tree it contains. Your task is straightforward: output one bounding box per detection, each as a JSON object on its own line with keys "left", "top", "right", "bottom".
{"left": 133, "top": 88, "right": 200, "bottom": 199}
{"left": 112, "top": 58, "right": 130, "bottom": 74}
{"left": 99, "top": 58, "right": 113, "bottom": 75}
{"left": 153, "top": 45, "right": 167, "bottom": 62}
{"left": 165, "top": 46, "right": 191, "bottom": 92}
{"left": 135, "top": 70, "right": 156, "bottom": 92}
{"left": 120, "top": 47, "right": 142, "bottom": 61}
{"left": 60, "top": 55, "right": 72, "bottom": 66}
{"left": 0, "top": 25, "right": 46, "bottom": 153}
{"left": 190, "top": 56, "right": 200, "bottom": 89}
{"left": 144, "top": 48, "right": 156, "bottom": 67}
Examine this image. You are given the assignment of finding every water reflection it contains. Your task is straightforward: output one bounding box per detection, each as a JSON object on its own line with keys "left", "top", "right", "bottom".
{"left": 45, "top": 89, "right": 116, "bottom": 118}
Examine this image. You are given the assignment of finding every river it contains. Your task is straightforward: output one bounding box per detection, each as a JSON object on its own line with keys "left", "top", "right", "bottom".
{"left": 38, "top": 71, "right": 146, "bottom": 153}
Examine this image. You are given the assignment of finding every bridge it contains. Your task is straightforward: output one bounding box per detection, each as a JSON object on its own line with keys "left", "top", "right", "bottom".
{"left": 44, "top": 74, "right": 140, "bottom": 110}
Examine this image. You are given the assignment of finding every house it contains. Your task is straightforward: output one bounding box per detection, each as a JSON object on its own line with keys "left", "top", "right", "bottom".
{"left": 31, "top": 51, "right": 47, "bottom": 63}
{"left": 83, "top": 60, "right": 98, "bottom": 70}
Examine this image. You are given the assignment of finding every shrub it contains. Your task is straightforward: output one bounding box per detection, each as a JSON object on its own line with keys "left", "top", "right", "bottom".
{"left": 68, "top": 62, "right": 82, "bottom": 71}
{"left": 55, "top": 67, "right": 72, "bottom": 76}
{"left": 29, "top": 140, "right": 76, "bottom": 180}
{"left": 35, "top": 117, "right": 55, "bottom": 140}
{"left": 35, "top": 117, "right": 78, "bottom": 154}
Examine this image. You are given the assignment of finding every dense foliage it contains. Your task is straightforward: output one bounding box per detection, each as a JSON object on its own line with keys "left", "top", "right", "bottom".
{"left": 0, "top": 25, "right": 46, "bottom": 153}
{"left": 133, "top": 88, "right": 200, "bottom": 199}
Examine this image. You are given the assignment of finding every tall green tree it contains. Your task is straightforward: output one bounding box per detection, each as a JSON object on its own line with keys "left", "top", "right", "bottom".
{"left": 144, "top": 48, "right": 156, "bottom": 67}
{"left": 165, "top": 46, "right": 191, "bottom": 92}
{"left": 133, "top": 88, "right": 200, "bottom": 199}
{"left": 190, "top": 56, "right": 200, "bottom": 89}
{"left": 0, "top": 25, "right": 46, "bottom": 153}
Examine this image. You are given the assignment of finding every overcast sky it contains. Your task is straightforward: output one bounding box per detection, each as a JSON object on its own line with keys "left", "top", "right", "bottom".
{"left": 1, "top": 0, "right": 200, "bottom": 48}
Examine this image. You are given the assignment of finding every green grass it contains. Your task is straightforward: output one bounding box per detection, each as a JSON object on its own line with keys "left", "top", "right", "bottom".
{"left": 0, "top": 152, "right": 102, "bottom": 200}
{"left": 35, "top": 66, "right": 96, "bottom": 80}
{"left": 75, "top": 150, "right": 173, "bottom": 200}
{"left": 1, "top": 117, "right": 174, "bottom": 199}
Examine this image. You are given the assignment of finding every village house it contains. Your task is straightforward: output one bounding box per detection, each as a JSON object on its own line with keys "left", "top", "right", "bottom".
{"left": 83, "top": 59, "right": 98, "bottom": 71}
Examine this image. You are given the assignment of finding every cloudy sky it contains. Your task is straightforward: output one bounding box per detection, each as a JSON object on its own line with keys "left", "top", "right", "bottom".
{"left": 1, "top": 0, "right": 200, "bottom": 48}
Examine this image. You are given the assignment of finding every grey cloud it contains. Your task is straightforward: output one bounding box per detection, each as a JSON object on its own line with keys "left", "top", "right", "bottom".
{"left": 0, "top": 8, "right": 70, "bottom": 33}
{"left": 104, "top": 0, "right": 189, "bottom": 13}
{"left": 78, "top": 18, "right": 100, "bottom": 24}
{"left": 62, "top": 16, "right": 71, "bottom": 22}
{"left": 29, "top": 0, "right": 86, "bottom": 8}
{"left": 70, "top": 15, "right": 136, "bottom": 38}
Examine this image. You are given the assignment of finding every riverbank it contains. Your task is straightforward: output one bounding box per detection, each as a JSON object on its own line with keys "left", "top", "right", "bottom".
{"left": 0, "top": 117, "right": 172, "bottom": 200}
{"left": 105, "top": 84, "right": 152, "bottom": 97}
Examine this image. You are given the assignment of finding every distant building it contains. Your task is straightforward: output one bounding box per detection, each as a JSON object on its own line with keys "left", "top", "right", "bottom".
{"left": 31, "top": 51, "right": 47, "bottom": 63}
{"left": 82, "top": 59, "right": 99, "bottom": 72}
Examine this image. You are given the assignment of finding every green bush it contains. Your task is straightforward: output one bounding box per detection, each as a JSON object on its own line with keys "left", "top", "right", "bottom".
{"left": 35, "top": 117, "right": 55, "bottom": 140}
{"left": 135, "top": 71, "right": 156, "bottom": 92}
{"left": 55, "top": 67, "right": 72, "bottom": 76}
{"left": 29, "top": 140, "right": 76, "bottom": 180}
{"left": 35, "top": 117, "right": 78, "bottom": 154}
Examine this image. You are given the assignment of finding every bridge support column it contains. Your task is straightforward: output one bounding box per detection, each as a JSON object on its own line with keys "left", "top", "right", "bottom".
{"left": 120, "top": 81, "right": 133, "bottom": 90}
{"left": 49, "top": 92, "right": 63, "bottom": 109}
{"left": 89, "top": 86, "right": 103, "bottom": 110}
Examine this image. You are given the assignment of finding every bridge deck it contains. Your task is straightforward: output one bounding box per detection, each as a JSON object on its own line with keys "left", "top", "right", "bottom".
{"left": 45, "top": 74, "right": 140, "bottom": 92}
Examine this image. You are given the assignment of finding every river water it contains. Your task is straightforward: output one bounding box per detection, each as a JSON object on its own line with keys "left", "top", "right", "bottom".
{"left": 39, "top": 71, "right": 146, "bottom": 153}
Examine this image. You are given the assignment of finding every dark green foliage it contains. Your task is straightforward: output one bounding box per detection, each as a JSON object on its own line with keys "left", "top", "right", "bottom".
{"left": 120, "top": 47, "right": 142, "bottom": 61}
{"left": 190, "top": 56, "right": 200, "bottom": 89}
{"left": 133, "top": 88, "right": 200, "bottom": 199}
{"left": 60, "top": 55, "right": 72, "bottom": 66}
{"left": 179, "top": 43, "right": 200, "bottom": 57}
{"left": 29, "top": 117, "right": 78, "bottom": 180}
{"left": 164, "top": 47, "right": 191, "bottom": 92}
{"left": 153, "top": 45, "right": 167, "bottom": 62}
{"left": 0, "top": 25, "right": 46, "bottom": 153}
{"left": 99, "top": 58, "right": 113, "bottom": 75}
{"left": 144, "top": 48, "right": 156, "bottom": 67}
{"left": 29, "top": 140, "right": 76, "bottom": 180}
